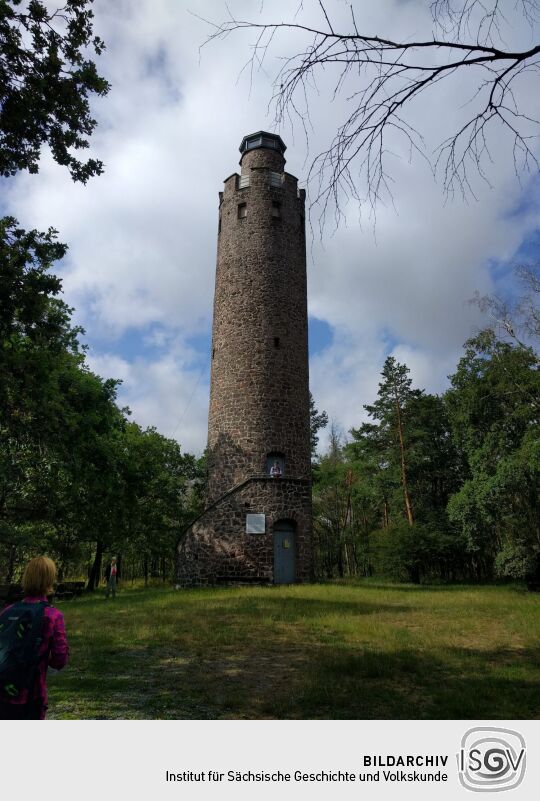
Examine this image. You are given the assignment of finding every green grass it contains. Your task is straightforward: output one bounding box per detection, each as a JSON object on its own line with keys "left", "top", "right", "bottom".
{"left": 47, "top": 581, "right": 540, "bottom": 719}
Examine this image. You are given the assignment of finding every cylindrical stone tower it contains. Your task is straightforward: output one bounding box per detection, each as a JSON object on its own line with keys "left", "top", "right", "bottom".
{"left": 177, "top": 131, "right": 312, "bottom": 586}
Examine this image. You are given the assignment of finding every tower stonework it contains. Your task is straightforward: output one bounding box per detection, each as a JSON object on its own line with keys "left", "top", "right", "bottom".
{"left": 177, "top": 132, "right": 312, "bottom": 586}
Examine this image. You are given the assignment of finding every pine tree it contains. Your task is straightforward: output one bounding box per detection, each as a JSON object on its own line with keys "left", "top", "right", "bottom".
{"left": 363, "top": 357, "right": 421, "bottom": 527}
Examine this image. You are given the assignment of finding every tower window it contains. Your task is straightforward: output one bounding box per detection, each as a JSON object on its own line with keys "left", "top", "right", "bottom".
{"left": 267, "top": 453, "right": 285, "bottom": 478}
{"left": 272, "top": 201, "right": 281, "bottom": 218}
{"left": 238, "top": 203, "right": 247, "bottom": 219}
{"left": 269, "top": 171, "right": 282, "bottom": 188}
{"left": 274, "top": 337, "right": 280, "bottom": 349}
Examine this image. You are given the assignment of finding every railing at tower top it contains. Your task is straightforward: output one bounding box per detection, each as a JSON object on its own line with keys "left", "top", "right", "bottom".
{"left": 237, "top": 171, "right": 287, "bottom": 190}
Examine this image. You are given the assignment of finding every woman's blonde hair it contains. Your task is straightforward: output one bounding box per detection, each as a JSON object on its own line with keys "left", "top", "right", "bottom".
{"left": 22, "top": 556, "right": 57, "bottom": 596}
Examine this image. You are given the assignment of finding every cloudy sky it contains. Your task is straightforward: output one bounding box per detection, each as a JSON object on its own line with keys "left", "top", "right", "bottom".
{"left": 4, "top": 0, "right": 540, "bottom": 453}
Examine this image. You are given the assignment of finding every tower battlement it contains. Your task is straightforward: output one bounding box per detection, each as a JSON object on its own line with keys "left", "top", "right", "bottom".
{"left": 177, "top": 132, "right": 312, "bottom": 587}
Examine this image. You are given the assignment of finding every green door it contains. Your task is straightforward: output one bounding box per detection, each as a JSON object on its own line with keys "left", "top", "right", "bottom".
{"left": 273, "top": 521, "right": 296, "bottom": 584}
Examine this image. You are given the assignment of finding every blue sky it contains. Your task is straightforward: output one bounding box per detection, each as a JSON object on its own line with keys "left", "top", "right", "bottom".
{"left": 4, "top": 0, "right": 539, "bottom": 454}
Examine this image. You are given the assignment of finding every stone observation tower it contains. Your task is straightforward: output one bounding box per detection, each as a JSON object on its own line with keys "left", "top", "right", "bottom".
{"left": 177, "top": 131, "right": 312, "bottom": 585}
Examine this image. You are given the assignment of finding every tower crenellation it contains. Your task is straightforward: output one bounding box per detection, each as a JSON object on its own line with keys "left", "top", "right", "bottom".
{"left": 177, "top": 131, "right": 312, "bottom": 586}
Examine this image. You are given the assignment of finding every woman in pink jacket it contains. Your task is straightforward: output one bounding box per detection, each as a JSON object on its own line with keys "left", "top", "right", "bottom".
{"left": 0, "top": 556, "right": 69, "bottom": 720}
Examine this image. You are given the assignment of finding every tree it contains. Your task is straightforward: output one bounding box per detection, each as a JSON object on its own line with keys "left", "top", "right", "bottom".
{"left": 347, "top": 417, "right": 397, "bottom": 531}
{"left": 362, "top": 356, "right": 420, "bottom": 526}
{"left": 348, "top": 384, "right": 466, "bottom": 582}
{"left": 0, "top": 216, "right": 128, "bottom": 585}
{"left": 0, "top": 217, "right": 80, "bottom": 531}
{"left": 404, "top": 392, "right": 463, "bottom": 519}
{"left": 309, "top": 391, "right": 329, "bottom": 458}
{"left": 472, "top": 263, "right": 540, "bottom": 351}
{"left": 207, "top": 1, "right": 540, "bottom": 222}
{"left": 445, "top": 330, "right": 540, "bottom": 579}
{"left": 0, "top": 1, "right": 114, "bottom": 582}
{"left": 119, "top": 423, "right": 199, "bottom": 585}
{"left": 0, "top": 0, "right": 109, "bottom": 182}
{"left": 0, "top": 226, "right": 201, "bottom": 584}
{"left": 312, "top": 433, "right": 355, "bottom": 578}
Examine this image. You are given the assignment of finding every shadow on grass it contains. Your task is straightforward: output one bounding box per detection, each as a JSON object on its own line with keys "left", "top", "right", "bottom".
{"left": 49, "top": 638, "right": 540, "bottom": 720}
{"left": 61, "top": 588, "right": 416, "bottom": 619}
{"left": 296, "top": 644, "right": 540, "bottom": 719}
{"left": 47, "top": 583, "right": 540, "bottom": 720}
{"left": 349, "top": 580, "right": 528, "bottom": 594}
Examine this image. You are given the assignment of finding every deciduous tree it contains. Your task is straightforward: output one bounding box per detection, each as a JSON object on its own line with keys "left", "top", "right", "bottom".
{"left": 0, "top": 0, "right": 109, "bottom": 182}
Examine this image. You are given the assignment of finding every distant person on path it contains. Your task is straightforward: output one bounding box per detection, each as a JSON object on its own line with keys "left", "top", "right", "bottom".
{"left": 0, "top": 556, "right": 69, "bottom": 720}
{"left": 104, "top": 557, "right": 118, "bottom": 600}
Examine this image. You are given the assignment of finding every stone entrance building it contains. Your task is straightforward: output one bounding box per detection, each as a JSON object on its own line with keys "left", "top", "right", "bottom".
{"left": 176, "top": 132, "right": 312, "bottom": 586}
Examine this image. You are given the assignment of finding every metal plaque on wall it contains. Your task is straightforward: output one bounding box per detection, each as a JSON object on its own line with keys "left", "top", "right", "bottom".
{"left": 246, "top": 513, "right": 265, "bottom": 534}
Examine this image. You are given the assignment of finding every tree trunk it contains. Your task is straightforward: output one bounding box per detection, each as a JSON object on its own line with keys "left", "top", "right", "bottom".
{"left": 325, "top": 532, "right": 332, "bottom": 577}
{"left": 6, "top": 545, "right": 17, "bottom": 583}
{"left": 395, "top": 396, "right": 414, "bottom": 526}
{"left": 382, "top": 500, "right": 389, "bottom": 529}
{"left": 343, "top": 541, "right": 350, "bottom": 576}
{"left": 144, "top": 556, "right": 149, "bottom": 588}
{"left": 87, "top": 541, "right": 103, "bottom": 591}
{"left": 116, "top": 552, "right": 122, "bottom": 586}
{"left": 350, "top": 541, "right": 359, "bottom": 575}
{"left": 336, "top": 529, "right": 344, "bottom": 578}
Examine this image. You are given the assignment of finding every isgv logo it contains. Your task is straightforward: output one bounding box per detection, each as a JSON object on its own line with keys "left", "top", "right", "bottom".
{"left": 458, "top": 727, "right": 526, "bottom": 792}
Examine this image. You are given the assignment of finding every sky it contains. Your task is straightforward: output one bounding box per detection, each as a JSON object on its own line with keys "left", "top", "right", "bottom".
{"left": 3, "top": 0, "right": 540, "bottom": 454}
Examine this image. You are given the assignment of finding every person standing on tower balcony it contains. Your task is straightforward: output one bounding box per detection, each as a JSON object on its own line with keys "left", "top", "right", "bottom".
{"left": 270, "top": 460, "right": 282, "bottom": 479}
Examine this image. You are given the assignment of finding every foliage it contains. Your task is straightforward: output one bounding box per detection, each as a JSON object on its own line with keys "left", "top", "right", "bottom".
{"left": 353, "top": 356, "right": 421, "bottom": 527}
{"left": 373, "top": 521, "right": 468, "bottom": 583}
{"left": 313, "top": 330, "right": 538, "bottom": 583}
{"left": 0, "top": 7, "right": 200, "bottom": 584}
{"left": 495, "top": 541, "right": 537, "bottom": 580}
{"left": 118, "top": 423, "right": 201, "bottom": 583}
{"left": 309, "top": 390, "right": 328, "bottom": 458}
{"left": 445, "top": 331, "right": 540, "bottom": 578}
{"left": 0, "top": 0, "right": 109, "bottom": 182}
{"left": 0, "top": 219, "right": 198, "bottom": 584}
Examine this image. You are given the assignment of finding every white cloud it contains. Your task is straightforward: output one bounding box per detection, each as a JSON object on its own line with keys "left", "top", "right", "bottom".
{"left": 86, "top": 350, "right": 209, "bottom": 455}
{"left": 4, "top": 0, "right": 540, "bottom": 455}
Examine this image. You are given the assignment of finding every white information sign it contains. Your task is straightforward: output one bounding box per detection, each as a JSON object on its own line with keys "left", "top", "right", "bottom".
{"left": 246, "top": 513, "right": 265, "bottom": 534}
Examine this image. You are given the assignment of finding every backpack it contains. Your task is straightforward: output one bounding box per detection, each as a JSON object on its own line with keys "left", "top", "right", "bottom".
{"left": 0, "top": 601, "right": 48, "bottom": 702}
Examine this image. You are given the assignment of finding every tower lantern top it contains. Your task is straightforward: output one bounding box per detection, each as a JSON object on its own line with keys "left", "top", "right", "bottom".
{"left": 239, "top": 131, "right": 286, "bottom": 158}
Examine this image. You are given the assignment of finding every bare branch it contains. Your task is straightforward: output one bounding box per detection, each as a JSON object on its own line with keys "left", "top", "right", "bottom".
{"left": 472, "top": 263, "right": 540, "bottom": 353}
{"left": 201, "top": 1, "right": 540, "bottom": 228}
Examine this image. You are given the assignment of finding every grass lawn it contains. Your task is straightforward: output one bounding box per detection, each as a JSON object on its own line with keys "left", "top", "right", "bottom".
{"left": 47, "top": 581, "right": 540, "bottom": 719}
